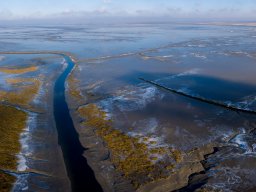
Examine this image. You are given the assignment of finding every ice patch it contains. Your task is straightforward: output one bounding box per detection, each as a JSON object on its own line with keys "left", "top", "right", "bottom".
{"left": 221, "top": 51, "right": 253, "bottom": 58}
{"left": 17, "top": 113, "right": 36, "bottom": 171}
{"left": 155, "top": 68, "right": 201, "bottom": 83}
{"left": 61, "top": 58, "right": 68, "bottom": 69}
{"left": 252, "top": 144, "right": 256, "bottom": 152}
{"left": 127, "top": 130, "right": 169, "bottom": 162}
{"left": 99, "top": 85, "right": 163, "bottom": 112}
{"left": 207, "top": 167, "right": 242, "bottom": 192}
{"left": 235, "top": 95, "right": 256, "bottom": 110}
{"left": 224, "top": 95, "right": 256, "bottom": 111}
{"left": 231, "top": 134, "right": 250, "bottom": 151}
{"left": 13, "top": 113, "right": 37, "bottom": 191}
{"left": 161, "top": 55, "right": 173, "bottom": 58}
{"left": 33, "top": 78, "right": 44, "bottom": 105}
{"left": 228, "top": 127, "right": 256, "bottom": 155}
{"left": 190, "top": 53, "right": 207, "bottom": 59}
{"left": 0, "top": 55, "right": 5, "bottom": 62}
{"left": 175, "top": 68, "right": 201, "bottom": 77}
{"left": 187, "top": 44, "right": 206, "bottom": 48}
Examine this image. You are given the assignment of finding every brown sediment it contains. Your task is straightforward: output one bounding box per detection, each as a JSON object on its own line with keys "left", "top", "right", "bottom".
{"left": 0, "top": 66, "right": 38, "bottom": 74}
{"left": 137, "top": 144, "right": 216, "bottom": 192}
{"left": 0, "top": 104, "right": 27, "bottom": 191}
{"left": 0, "top": 171, "right": 16, "bottom": 192}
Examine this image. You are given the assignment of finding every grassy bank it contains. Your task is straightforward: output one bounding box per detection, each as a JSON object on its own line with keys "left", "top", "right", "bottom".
{"left": 0, "top": 105, "right": 27, "bottom": 191}
{"left": 0, "top": 78, "right": 41, "bottom": 106}
{"left": 78, "top": 104, "right": 181, "bottom": 188}
{"left": 0, "top": 66, "right": 38, "bottom": 74}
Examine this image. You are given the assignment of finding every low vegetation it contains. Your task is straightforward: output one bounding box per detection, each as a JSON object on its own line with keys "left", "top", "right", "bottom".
{"left": 0, "top": 171, "right": 16, "bottom": 192}
{"left": 0, "top": 78, "right": 41, "bottom": 106}
{"left": 0, "top": 64, "right": 41, "bottom": 191}
{"left": 0, "top": 104, "right": 27, "bottom": 191}
{"left": 0, "top": 66, "right": 38, "bottom": 74}
{"left": 67, "top": 69, "right": 82, "bottom": 100}
{"left": 78, "top": 104, "right": 182, "bottom": 188}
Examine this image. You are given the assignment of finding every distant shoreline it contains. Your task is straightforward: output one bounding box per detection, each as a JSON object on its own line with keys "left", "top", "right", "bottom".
{"left": 194, "top": 22, "right": 256, "bottom": 27}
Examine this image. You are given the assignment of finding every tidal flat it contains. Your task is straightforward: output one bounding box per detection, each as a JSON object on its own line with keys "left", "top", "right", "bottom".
{"left": 0, "top": 23, "right": 256, "bottom": 192}
{"left": 0, "top": 54, "right": 70, "bottom": 191}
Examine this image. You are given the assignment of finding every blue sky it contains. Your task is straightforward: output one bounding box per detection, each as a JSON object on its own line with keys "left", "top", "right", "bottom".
{"left": 0, "top": 0, "right": 256, "bottom": 21}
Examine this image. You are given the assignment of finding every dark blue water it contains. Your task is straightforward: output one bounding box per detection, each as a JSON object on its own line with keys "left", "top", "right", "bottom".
{"left": 53, "top": 55, "right": 103, "bottom": 192}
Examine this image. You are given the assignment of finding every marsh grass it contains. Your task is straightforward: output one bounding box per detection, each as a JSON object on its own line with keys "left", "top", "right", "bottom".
{"left": 6, "top": 78, "right": 35, "bottom": 85}
{"left": 0, "top": 66, "right": 38, "bottom": 74}
{"left": 78, "top": 104, "right": 182, "bottom": 188}
{"left": 68, "top": 70, "right": 82, "bottom": 100}
{"left": 0, "top": 105, "right": 27, "bottom": 191}
{"left": 0, "top": 65, "right": 41, "bottom": 191}
{"left": 0, "top": 171, "right": 16, "bottom": 192}
{"left": 0, "top": 78, "right": 41, "bottom": 106}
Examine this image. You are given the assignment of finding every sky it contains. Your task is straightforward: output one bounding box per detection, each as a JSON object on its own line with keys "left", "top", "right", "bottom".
{"left": 0, "top": 0, "right": 256, "bottom": 22}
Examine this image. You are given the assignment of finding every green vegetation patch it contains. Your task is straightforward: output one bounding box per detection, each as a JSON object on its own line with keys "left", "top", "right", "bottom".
{"left": 0, "top": 104, "right": 27, "bottom": 191}
{"left": 78, "top": 104, "right": 182, "bottom": 188}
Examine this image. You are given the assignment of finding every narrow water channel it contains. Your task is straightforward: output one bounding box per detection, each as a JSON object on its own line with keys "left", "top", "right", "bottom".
{"left": 53, "top": 55, "right": 103, "bottom": 192}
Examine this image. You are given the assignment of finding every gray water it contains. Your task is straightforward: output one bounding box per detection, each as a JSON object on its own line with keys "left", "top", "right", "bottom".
{"left": 1, "top": 23, "right": 256, "bottom": 191}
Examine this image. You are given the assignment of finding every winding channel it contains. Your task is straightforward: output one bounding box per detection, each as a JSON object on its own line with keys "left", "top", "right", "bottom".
{"left": 0, "top": 52, "right": 103, "bottom": 192}
{"left": 54, "top": 54, "right": 103, "bottom": 192}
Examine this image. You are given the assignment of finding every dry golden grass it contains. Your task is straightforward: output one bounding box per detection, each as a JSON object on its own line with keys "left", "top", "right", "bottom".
{"left": 0, "top": 104, "right": 27, "bottom": 191}
{"left": 78, "top": 104, "right": 181, "bottom": 188}
{"left": 171, "top": 149, "right": 182, "bottom": 163}
{"left": 6, "top": 78, "right": 35, "bottom": 85}
{"left": 68, "top": 70, "right": 82, "bottom": 100}
{"left": 0, "top": 171, "right": 16, "bottom": 192}
{"left": 0, "top": 78, "right": 41, "bottom": 106}
{"left": 0, "top": 66, "right": 38, "bottom": 74}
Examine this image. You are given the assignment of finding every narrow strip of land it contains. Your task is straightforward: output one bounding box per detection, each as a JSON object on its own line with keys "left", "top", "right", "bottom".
{"left": 139, "top": 77, "right": 256, "bottom": 115}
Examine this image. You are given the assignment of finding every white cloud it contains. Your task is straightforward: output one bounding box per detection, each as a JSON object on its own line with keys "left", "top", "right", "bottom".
{"left": 103, "top": 0, "right": 112, "bottom": 4}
